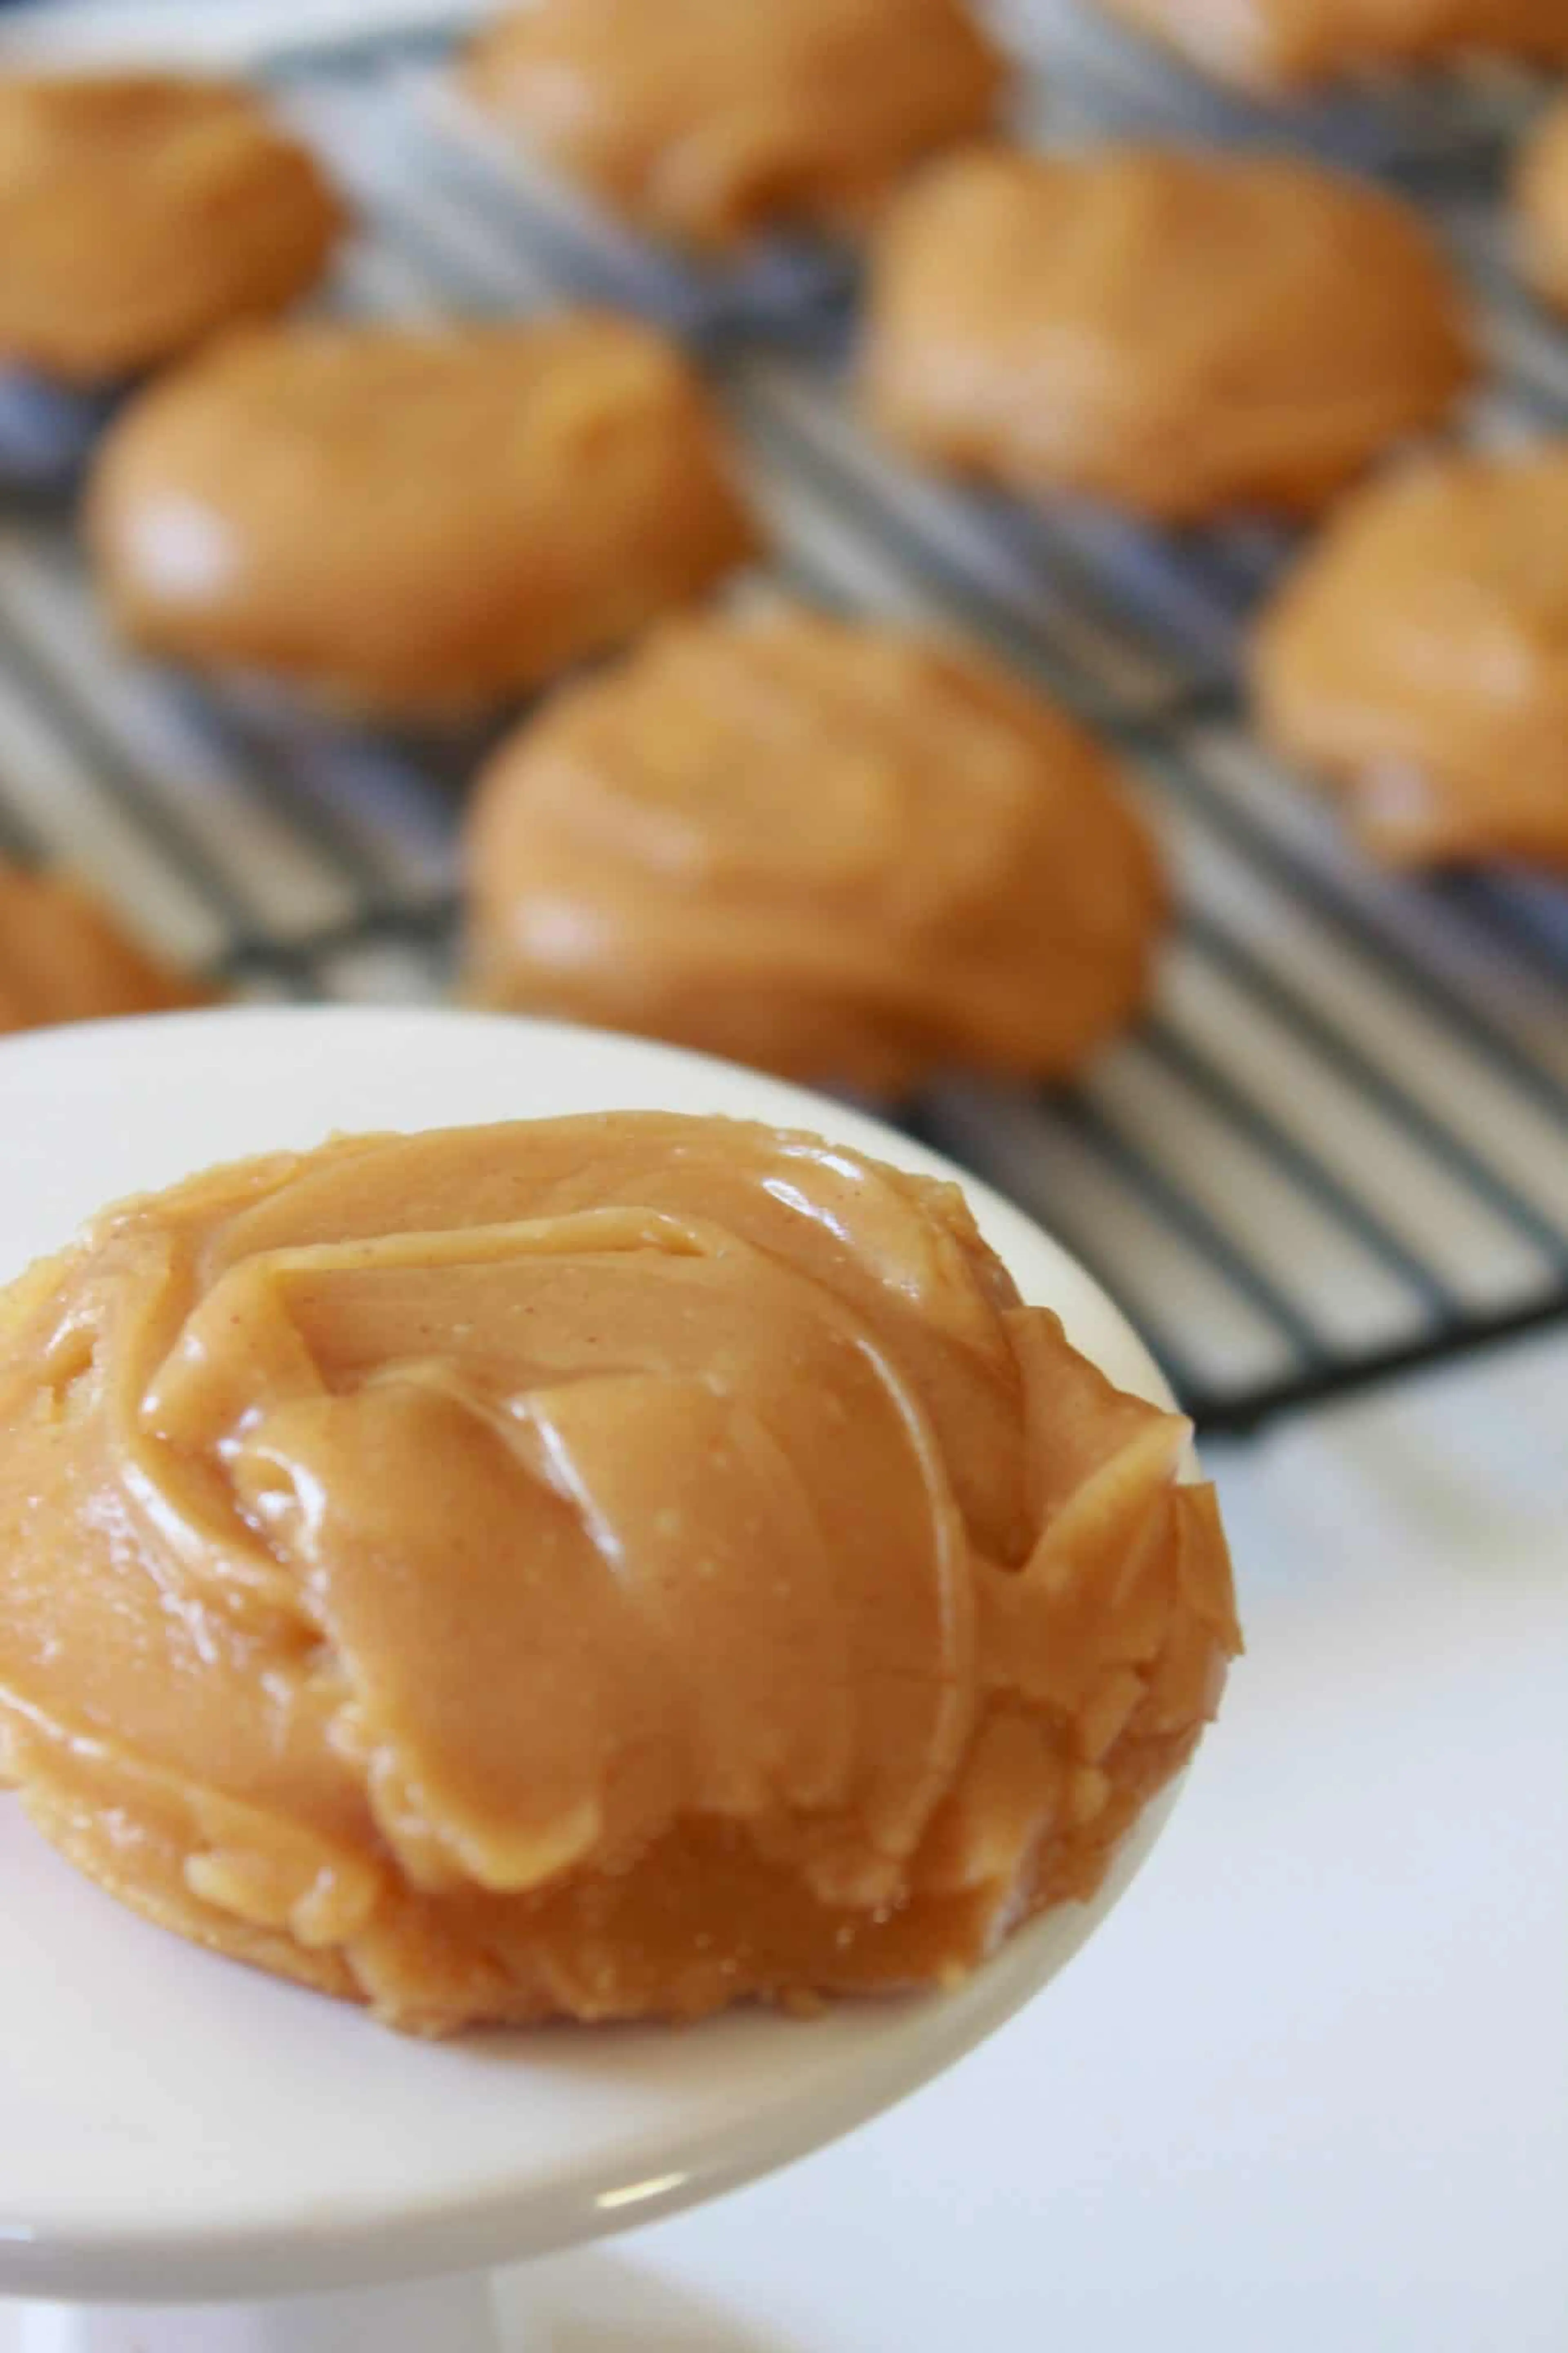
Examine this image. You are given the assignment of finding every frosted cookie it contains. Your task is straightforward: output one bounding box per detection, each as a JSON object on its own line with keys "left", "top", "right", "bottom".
{"left": 463, "top": 0, "right": 1008, "bottom": 249}
{"left": 1516, "top": 94, "right": 1568, "bottom": 318}
{"left": 0, "top": 861, "right": 204, "bottom": 1033}
{"left": 1253, "top": 445, "right": 1568, "bottom": 867}
{"left": 1087, "top": 0, "right": 1568, "bottom": 94}
{"left": 463, "top": 604, "right": 1165, "bottom": 1092}
{"left": 861, "top": 146, "right": 1475, "bottom": 523}
{"left": 86, "top": 318, "right": 758, "bottom": 716}
{"left": 0, "top": 1112, "right": 1237, "bottom": 2032}
{"left": 0, "top": 74, "right": 344, "bottom": 384}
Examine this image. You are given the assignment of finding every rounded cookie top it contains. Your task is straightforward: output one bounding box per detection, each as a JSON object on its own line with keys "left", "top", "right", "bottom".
{"left": 861, "top": 145, "right": 1474, "bottom": 523}
{"left": 463, "top": 0, "right": 1008, "bottom": 249}
{"left": 85, "top": 317, "right": 759, "bottom": 716}
{"left": 1086, "top": 0, "right": 1568, "bottom": 94}
{"left": 0, "top": 1109, "right": 1236, "bottom": 2032}
{"left": 0, "top": 862, "right": 205, "bottom": 1033}
{"left": 1516, "top": 95, "right": 1568, "bottom": 320}
{"left": 1252, "top": 444, "right": 1568, "bottom": 868}
{"left": 0, "top": 74, "right": 345, "bottom": 383}
{"left": 463, "top": 602, "right": 1165, "bottom": 1093}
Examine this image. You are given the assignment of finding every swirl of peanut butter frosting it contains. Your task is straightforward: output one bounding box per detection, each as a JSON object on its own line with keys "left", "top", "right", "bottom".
{"left": 0, "top": 1115, "right": 1236, "bottom": 2034}
{"left": 463, "top": 606, "right": 1164, "bottom": 1092}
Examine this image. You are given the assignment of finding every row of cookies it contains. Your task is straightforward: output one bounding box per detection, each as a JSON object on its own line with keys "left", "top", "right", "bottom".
{"left": 458, "top": 0, "right": 1568, "bottom": 250}
{"left": 2, "top": 26, "right": 1564, "bottom": 1077}
{"left": 0, "top": 70, "right": 1162, "bottom": 1083}
{"left": 9, "top": 9, "right": 1568, "bottom": 387}
{"left": 2, "top": 245, "right": 1167, "bottom": 1089}
{"left": 32, "top": 52, "right": 1568, "bottom": 871}
{"left": 0, "top": 0, "right": 1011, "bottom": 389}
{"left": 457, "top": 3, "right": 1568, "bottom": 867}
{"left": 860, "top": 138, "right": 1568, "bottom": 867}
{"left": 0, "top": 30, "right": 1163, "bottom": 1091}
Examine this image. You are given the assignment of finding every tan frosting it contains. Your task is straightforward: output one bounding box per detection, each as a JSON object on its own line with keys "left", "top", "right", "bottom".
{"left": 0, "top": 862, "right": 205, "bottom": 1033}
{"left": 862, "top": 145, "right": 1474, "bottom": 523}
{"left": 463, "top": 0, "right": 1007, "bottom": 250}
{"left": 1252, "top": 445, "right": 1568, "bottom": 868}
{"left": 463, "top": 606, "right": 1165, "bottom": 1092}
{"left": 1091, "top": 0, "right": 1568, "bottom": 91}
{"left": 0, "top": 1114, "right": 1237, "bottom": 2034}
{"left": 1516, "top": 96, "right": 1568, "bottom": 320}
{"left": 85, "top": 319, "right": 758, "bottom": 717}
{"left": 0, "top": 74, "right": 344, "bottom": 384}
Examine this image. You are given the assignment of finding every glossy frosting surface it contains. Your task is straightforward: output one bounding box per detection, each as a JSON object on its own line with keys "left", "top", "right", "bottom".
{"left": 0, "top": 1113, "right": 1236, "bottom": 2034}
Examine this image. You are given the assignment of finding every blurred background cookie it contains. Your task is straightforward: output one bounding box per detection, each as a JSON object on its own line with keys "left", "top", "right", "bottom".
{"left": 861, "top": 144, "right": 1475, "bottom": 523}
{"left": 1515, "top": 93, "right": 1568, "bottom": 316}
{"left": 85, "top": 317, "right": 759, "bottom": 717}
{"left": 463, "top": 604, "right": 1164, "bottom": 1093}
{"left": 462, "top": 0, "right": 1009, "bottom": 250}
{"left": 1252, "top": 444, "right": 1568, "bottom": 868}
{"left": 0, "top": 74, "right": 345, "bottom": 385}
{"left": 0, "top": 861, "right": 207, "bottom": 1033}
{"left": 1082, "top": 0, "right": 1568, "bottom": 94}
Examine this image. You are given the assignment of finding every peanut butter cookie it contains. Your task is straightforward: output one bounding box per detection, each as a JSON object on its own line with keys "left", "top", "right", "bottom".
{"left": 862, "top": 145, "right": 1474, "bottom": 523}
{"left": 0, "top": 1113, "right": 1236, "bottom": 2031}
{"left": 464, "top": 0, "right": 1007, "bottom": 249}
{"left": 1253, "top": 445, "right": 1568, "bottom": 867}
{"left": 87, "top": 318, "right": 759, "bottom": 716}
{"left": 0, "top": 74, "right": 344, "bottom": 383}
{"left": 464, "top": 604, "right": 1165, "bottom": 1091}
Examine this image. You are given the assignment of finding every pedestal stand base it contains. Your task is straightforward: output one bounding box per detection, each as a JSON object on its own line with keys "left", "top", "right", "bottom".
{"left": 9, "top": 2273, "right": 504, "bottom": 2353}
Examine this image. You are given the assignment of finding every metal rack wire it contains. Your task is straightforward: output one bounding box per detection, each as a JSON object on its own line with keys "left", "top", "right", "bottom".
{"left": 0, "top": 16, "right": 1563, "bottom": 1434}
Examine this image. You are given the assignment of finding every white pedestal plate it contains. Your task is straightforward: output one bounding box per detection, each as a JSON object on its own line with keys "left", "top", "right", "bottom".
{"left": 0, "top": 1010, "right": 1186, "bottom": 2352}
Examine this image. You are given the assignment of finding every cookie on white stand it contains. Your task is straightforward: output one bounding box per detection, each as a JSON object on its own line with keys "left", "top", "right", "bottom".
{"left": 0, "top": 1010, "right": 1189, "bottom": 2353}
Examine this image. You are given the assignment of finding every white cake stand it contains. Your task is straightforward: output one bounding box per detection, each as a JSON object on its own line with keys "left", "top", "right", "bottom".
{"left": 0, "top": 1010, "right": 1188, "bottom": 2353}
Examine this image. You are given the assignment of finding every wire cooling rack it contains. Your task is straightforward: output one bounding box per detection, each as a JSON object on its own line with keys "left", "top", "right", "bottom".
{"left": 0, "top": 9, "right": 1564, "bottom": 1436}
